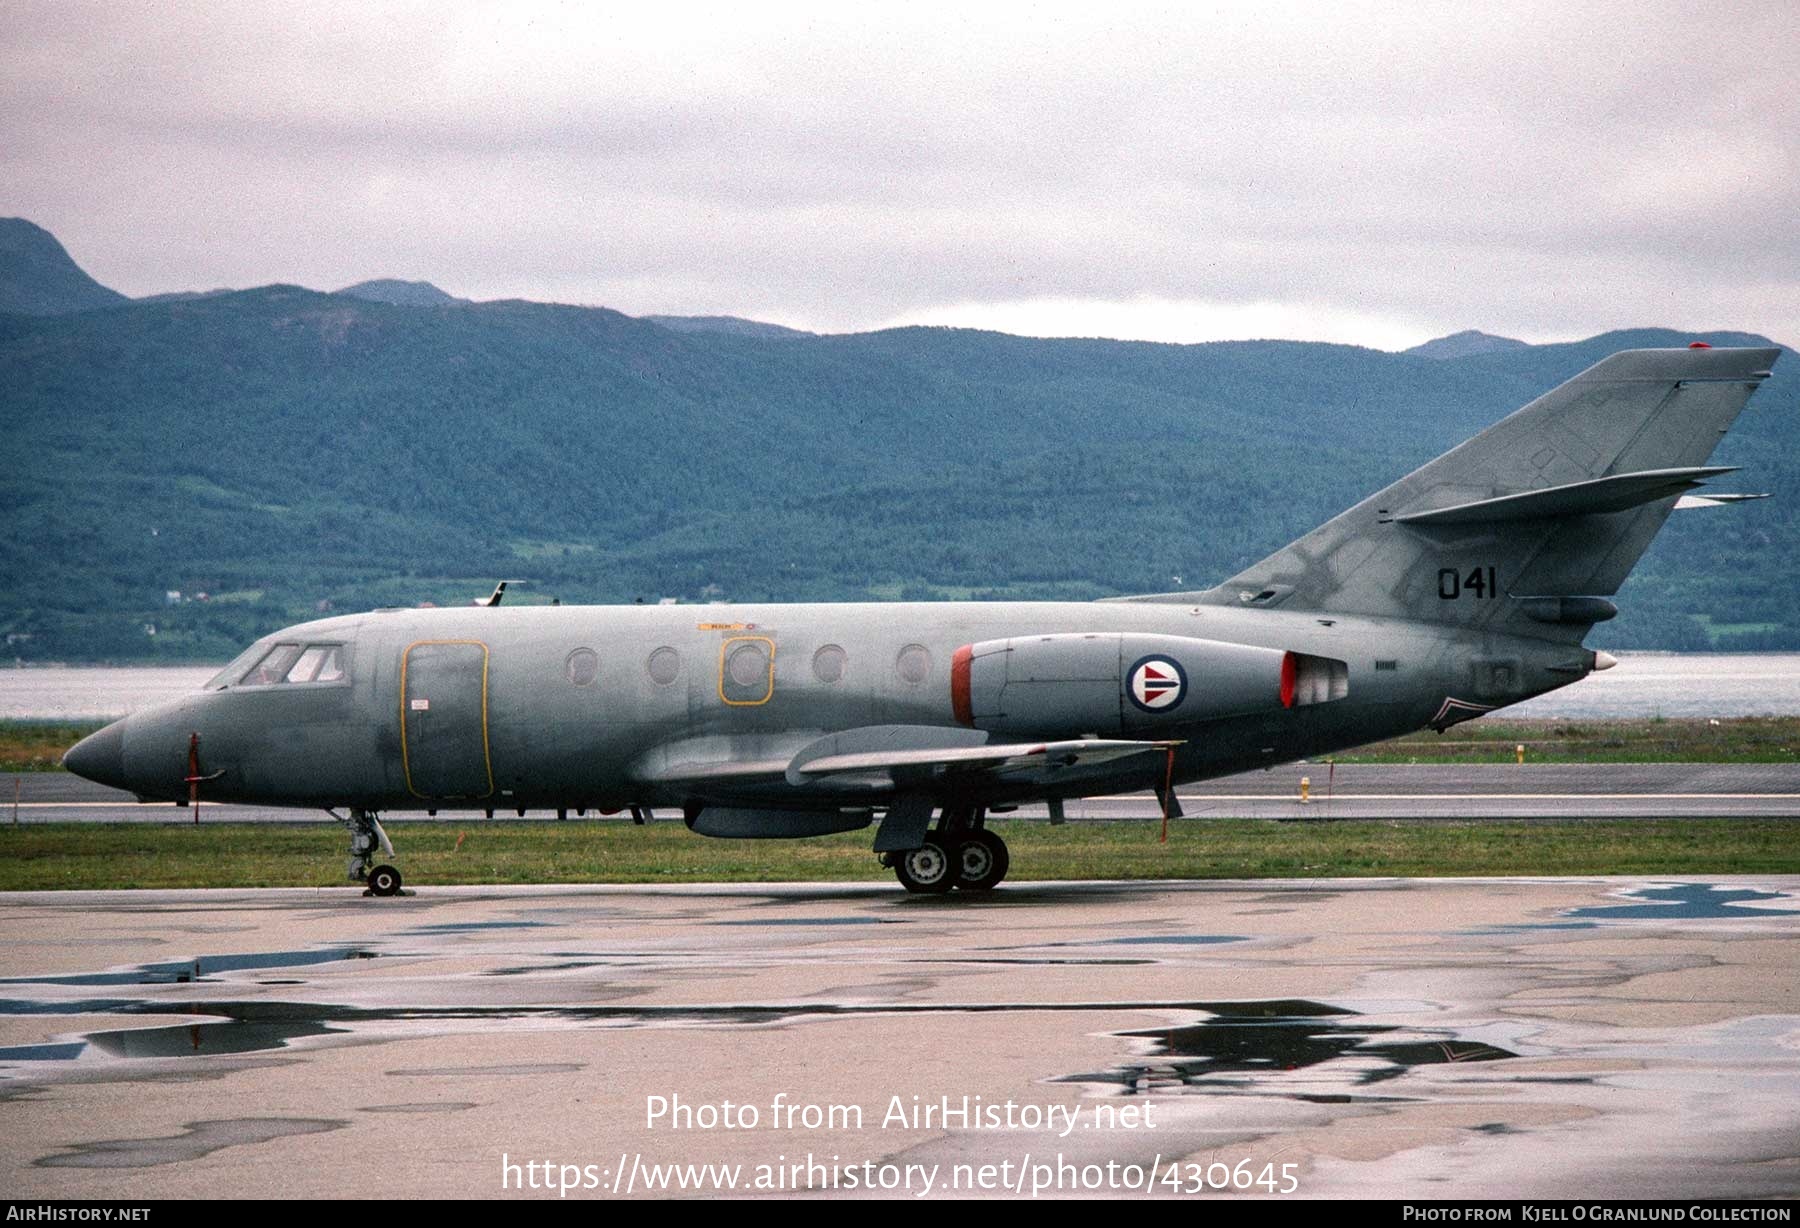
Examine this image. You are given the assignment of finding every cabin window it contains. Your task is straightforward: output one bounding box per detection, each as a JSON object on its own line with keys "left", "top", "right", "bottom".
{"left": 727, "top": 641, "right": 769, "bottom": 688}
{"left": 647, "top": 646, "right": 681, "bottom": 686}
{"left": 896, "top": 644, "right": 932, "bottom": 685}
{"left": 720, "top": 637, "right": 775, "bottom": 705}
{"left": 566, "top": 648, "right": 599, "bottom": 687}
{"left": 812, "top": 644, "right": 847, "bottom": 684}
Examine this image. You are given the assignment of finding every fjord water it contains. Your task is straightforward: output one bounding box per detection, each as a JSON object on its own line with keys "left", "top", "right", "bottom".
{"left": 5, "top": 655, "right": 1800, "bottom": 721}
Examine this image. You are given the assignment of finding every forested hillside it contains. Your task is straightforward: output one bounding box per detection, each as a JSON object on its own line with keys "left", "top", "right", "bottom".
{"left": 0, "top": 230, "right": 1792, "bottom": 662}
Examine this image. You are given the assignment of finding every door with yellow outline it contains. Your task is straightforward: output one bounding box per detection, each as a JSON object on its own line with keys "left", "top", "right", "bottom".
{"left": 402, "top": 641, "right": 494, "bottom": 799}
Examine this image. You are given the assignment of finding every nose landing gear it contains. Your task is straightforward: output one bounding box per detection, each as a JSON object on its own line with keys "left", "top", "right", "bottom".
{"left": 333, "top": 808, "right": 405, "bottom": 897}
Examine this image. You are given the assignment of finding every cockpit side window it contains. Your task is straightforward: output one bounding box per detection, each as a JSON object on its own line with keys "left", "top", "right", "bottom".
{"left": 207, "top": 641, "right": 270, "bottom": 690}
{"left": 243, "top": 643, "right": 304, "bottom": 686}
{"left": 229, "top": 642, "right": 350, "bottom": 688}
{"left": 285, "top": 645, "right": 332, "bottom": 683}
{"left": 313, "top": 645, "right": 346, "bottom": 683}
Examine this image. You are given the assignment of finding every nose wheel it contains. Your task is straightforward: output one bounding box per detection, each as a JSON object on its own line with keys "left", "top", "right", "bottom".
{"left": 333, "top": 808, "right": 406, "bottom": 897}
{"left": 366, "top": 863, "right": 404, "bottom": 897}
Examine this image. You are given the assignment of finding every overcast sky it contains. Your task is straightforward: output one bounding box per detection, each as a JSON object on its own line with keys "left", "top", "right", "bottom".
{"left": 4, "top": 1, "right": 1795, "bottom": 349}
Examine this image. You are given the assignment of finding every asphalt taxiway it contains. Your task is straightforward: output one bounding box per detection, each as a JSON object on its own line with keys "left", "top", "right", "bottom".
{"left": 1, "top": 876, "right": 1797, "bottom": 1198}
{"left": 12, "top": 762, "right": 1800, "bottom": 822}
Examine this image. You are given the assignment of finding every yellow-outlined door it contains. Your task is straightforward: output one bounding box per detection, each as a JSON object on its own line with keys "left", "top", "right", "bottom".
{"left": 718, "top": 636, "right": 776, "bottom": 706}
{"left": 400, "top": 640, "right": 494, "bottom": 799}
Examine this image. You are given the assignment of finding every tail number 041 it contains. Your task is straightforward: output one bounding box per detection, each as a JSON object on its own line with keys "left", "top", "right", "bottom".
{"left": 1438, "top": 566, "right": 1497, "bottom": 600}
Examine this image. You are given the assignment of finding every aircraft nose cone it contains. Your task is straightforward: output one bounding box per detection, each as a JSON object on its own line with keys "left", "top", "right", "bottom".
{"left": 63, "top": 721, "right": 126, "bottom": 789}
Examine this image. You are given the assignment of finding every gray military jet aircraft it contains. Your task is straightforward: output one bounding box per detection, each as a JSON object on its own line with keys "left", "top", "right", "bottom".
{"left": 64, "top": 344, "right": 1780, "bottom": 893}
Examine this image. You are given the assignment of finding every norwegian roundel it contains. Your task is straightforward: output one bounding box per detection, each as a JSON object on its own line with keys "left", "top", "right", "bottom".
{"left": 1127, "top": 654, "right": 1187, "bottom": 713}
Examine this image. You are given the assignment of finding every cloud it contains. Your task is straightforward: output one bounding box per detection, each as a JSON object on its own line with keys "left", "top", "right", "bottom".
{"left": 3, "top": 0, "right": 1795, "bottom": 347}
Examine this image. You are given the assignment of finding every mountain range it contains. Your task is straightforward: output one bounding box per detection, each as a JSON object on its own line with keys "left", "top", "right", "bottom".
{"left": 0, "top": 216, "right": 1792, "bottom": 662}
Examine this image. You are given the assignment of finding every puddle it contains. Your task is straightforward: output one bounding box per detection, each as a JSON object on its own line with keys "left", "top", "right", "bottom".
{"left": 84, "top": 1019, "right": 340, "bottom": 1059}
{"left": 36, "top": 1117, "right": 344, "bottom": 1168}
{"left": 391, "top": 1063, "right": 585, "bottom": 1077}
{"left": 920, "top": 958, "right": 1157, "bottom": 968}
{"left": 993, "top": 935, "right": 1250, "bottom": 953}
{"left": 0, "top": 993, "right": 1516, "bottom": 1083}
{"left": 0, "top": 948, "right": 378, "bottom": 987}
{"left": 482, "top": 961, "right": 604, "bottom": 977}
{"left": 0, "top": 1042, "right": 87, "bottom": 1062}
{"left": 404, "top": 922, "right": 549, "bottom": 934}
{"left": 1566, "top": 884, "right": 1800, "bottom": 921}
{"left": 1095, "top": 935, "right": 1247, "bottom": 947}
{"left": 714, "top": 918, "right": 901, "bottom": 927}
{"left": 0, "top": 1017, "right": 342, "bottom": 1064}
{"left": 1059, "top": 999, "right": 1516, "bottom": 1096}
{"left": 0, "top": 998, "right": 136, "bottom": 1016}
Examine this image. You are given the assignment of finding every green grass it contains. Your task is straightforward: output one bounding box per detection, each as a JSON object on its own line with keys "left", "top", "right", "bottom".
{"left": 0, "top": 721, "right": 107, "bottom": 772}
{"left": 2, "top": 818, "right": 1796, "bottom": 892}
{"left": 1335, "top": 716, "right": 1800, "bottom": 764}
{"left": 1690, "top": 613, "right": 1785, "bottom": 645}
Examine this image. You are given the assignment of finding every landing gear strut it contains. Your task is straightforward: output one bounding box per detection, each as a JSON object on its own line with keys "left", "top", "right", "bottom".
{"left": 335, "top": 808, "right": 403, "bottom": 897}
{"left": 890, "top": 804, "right": 1009, "bottom": 894}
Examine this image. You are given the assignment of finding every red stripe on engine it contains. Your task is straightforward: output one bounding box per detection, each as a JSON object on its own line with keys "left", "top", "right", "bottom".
{"left": 951, "top": 644, "right": 974, "bottom": 726}
{"left": 1280, "top": 651, "right": 1297, "bottom": 709}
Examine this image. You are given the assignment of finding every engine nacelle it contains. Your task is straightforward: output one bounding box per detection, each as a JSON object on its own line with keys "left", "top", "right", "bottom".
{"left": 951, "top": 632, "right": 1345, "bottom": 738}
{"left": 686, "top": 807, "right": 875, "bottom": 839}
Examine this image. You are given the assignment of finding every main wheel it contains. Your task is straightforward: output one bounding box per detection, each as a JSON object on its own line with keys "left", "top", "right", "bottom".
{"left": 367, "top": 863, "right": 403, "bottom": 897}
{"left": 954, "top": 830, "right": 1010, "bottom": 891}
{"left": 893, "top": 838, "right": 956, "bottom": 894}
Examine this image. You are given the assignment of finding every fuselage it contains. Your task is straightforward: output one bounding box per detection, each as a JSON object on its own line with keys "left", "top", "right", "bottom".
{"left": 63, "top": 599, "right": 1595, "bottom": 813}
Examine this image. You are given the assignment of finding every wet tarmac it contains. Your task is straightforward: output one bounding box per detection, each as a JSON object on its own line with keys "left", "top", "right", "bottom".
{"left": 1, "top": 877, "right": 1797, "bottom": 1199}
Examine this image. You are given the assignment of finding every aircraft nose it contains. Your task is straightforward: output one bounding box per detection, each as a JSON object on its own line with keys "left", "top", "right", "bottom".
{"left": 63, "top": 721, "right": 127, "bottom": 790}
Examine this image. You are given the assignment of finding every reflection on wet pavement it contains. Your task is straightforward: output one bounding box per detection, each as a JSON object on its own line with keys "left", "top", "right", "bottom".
{"left": 36, "top": 1118, "right": 344, "bottom": 1169}
{"left": 1059, "top": 999, "right": 1515, "bottom": 1097}
{"left": 1, "top": 877, "right": 1795, "bottom": 1199}
{"left": 83, "top": 1019, "right": 340, "bottom": 1059}
{"left": 0, "top": 948, "right": 378, "bottom": 987}
{"left": 1565, "top": 882, "right": 1800, "bottom": 920}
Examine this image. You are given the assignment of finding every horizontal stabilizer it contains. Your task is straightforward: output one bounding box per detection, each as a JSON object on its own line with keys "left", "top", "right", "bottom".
{"left": 1674, "top": 491, "right": 1770, "bottom": 510}
{"left": 1393, "top": 466, "right": 1737, "bottom": 526}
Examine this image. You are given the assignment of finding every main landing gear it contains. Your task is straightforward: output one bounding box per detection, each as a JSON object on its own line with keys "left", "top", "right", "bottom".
{"left": 886, "top": 804, "right": 1009, "bottom": 895}
{"left": 335, "top": 808, "right": 404, "bottom": 897}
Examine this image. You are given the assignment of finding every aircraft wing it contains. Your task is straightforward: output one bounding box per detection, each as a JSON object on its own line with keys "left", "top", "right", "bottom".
{"left": 633, "top": 725, "right": 1175, "bottom": 795}
{"left": 786, "top": 726, "right": 1176, "bottom": 789}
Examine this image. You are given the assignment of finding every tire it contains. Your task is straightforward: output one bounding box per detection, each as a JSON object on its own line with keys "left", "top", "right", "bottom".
{"left": 893, "top": 838, "right": 956, "bottom": 894}
{"left": 367, "top": 863, "right": 403, "bottom": 897}
{"left": 954, "top": 830, "right": 1009, "bottom": 891}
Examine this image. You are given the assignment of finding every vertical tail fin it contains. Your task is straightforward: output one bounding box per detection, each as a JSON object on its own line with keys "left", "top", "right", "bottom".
{"left": 1186, "top": 346, "right": 1780, "bottom": 640}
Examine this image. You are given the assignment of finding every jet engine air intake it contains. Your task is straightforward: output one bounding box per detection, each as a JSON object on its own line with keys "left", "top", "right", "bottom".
{"left": 951, "top": 633, "right": 1346, "bottom": 737}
